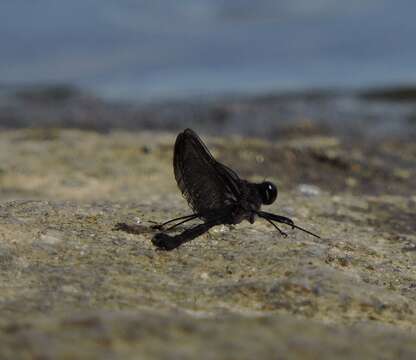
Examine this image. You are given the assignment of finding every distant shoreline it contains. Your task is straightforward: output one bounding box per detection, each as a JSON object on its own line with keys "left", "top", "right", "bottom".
{"left": 1, "top": 83, "right": 415, "bottom": 140}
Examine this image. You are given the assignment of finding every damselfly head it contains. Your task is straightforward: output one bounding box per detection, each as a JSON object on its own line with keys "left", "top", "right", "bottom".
{"left": 258, "top": 181, "right": 278, "bottom": 205}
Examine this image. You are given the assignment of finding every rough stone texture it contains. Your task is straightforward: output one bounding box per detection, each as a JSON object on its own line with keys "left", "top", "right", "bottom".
{"left": 0, "top": 129, "right": 415, "bottom": 359}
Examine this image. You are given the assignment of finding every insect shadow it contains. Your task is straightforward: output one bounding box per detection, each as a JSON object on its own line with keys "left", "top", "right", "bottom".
{"left": 113, "top": 222, "right": 155, "bottom": 235}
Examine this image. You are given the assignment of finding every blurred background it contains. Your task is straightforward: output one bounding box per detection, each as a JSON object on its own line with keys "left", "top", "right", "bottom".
{"left": 1, "top": 0, "right": 416, "bottom": 138}
{"left": 2, "top": 3, "right": 416, "bottom": 358}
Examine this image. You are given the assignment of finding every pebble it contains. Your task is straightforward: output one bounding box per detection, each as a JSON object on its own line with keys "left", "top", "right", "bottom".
{"left": 298, "top": 184, "right": 321, "bottom": 197}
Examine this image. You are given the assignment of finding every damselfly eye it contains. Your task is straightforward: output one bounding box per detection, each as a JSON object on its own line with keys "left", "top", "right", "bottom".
{"left": 259, "top": 181, "right": 277, "bottom": 205}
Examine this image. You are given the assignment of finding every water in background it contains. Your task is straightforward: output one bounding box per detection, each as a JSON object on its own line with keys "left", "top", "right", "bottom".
{"left": 1, "top": 1, "right": 416, "bottom": 100}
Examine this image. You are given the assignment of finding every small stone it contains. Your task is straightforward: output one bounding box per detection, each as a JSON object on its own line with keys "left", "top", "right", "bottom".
{"left": 141, "top": 145, "right": 151, "bottom": 154}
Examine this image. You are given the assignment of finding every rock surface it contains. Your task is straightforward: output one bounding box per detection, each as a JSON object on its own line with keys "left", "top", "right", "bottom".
{"left": 0, "top": 129, "right": 415, "bottom": 359}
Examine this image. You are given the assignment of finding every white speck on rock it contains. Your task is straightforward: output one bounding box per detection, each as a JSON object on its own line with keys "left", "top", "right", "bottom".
{"left": 220, "top": 225, "right": 229, "bottom": 232}
{"left": 39, "top": 230, "right": 63, "bottom": 245}
{"left": 61, "top": 285, "right": 79, "bottom": 294}
{"left": 298, "top": 184, "right": 321, "bottom": 196}
{"left": 255, "top": 155, "right": 264, "bottom": 163}
{"left": 212, "top": 225, "right": 229, "bottom": 233}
